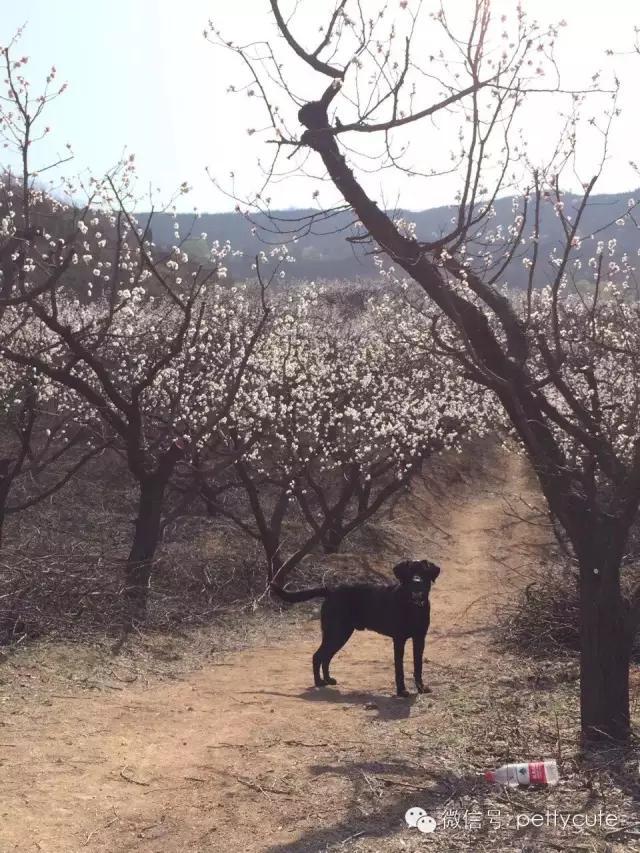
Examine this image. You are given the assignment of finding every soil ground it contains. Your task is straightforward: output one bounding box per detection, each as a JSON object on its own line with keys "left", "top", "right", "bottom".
{"left": 1, "top": 452, "right": 639, "bottom": 852}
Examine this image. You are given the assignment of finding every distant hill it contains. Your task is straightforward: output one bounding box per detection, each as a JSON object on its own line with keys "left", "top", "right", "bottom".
{"left": 139, "top": 189, "right": 640, "bottom": 288}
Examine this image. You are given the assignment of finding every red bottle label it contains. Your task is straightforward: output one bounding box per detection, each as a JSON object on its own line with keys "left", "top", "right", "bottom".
{"left": 528, "top": 762, "right": 547, "bottom": 784}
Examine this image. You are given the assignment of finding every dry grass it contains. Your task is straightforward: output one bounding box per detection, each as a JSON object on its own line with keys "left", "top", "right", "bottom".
{"left": 496, "top": 563, "right": 582, "bottom": 659}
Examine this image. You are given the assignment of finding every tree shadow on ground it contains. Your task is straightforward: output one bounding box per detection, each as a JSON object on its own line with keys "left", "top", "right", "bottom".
{"left": 579, "top": 744, "right": 640, "bottom": 804}
{"left": 262, "top": 759, "right": 482, "bottom": 853}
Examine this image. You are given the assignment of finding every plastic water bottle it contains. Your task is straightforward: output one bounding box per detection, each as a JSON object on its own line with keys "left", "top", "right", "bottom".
{"left": 484, "top": 759, "right": 559, "bottom": 786}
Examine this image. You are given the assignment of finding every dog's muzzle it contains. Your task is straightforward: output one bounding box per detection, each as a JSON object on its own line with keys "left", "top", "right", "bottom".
{"left": 411, "top": 575, "right": 426, "bottom": 605}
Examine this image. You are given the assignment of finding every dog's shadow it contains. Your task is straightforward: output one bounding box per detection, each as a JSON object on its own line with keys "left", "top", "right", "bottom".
{"left": 243, "top": 686, "right": 419, "bottom": 720}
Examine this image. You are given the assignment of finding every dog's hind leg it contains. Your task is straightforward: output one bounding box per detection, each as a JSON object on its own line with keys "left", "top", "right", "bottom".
{"left": 320, "top": 626, "right": 354, "bottom": 685}
{"left": 312, "top": 644, "right": 326, "bottom": 687}
{"left": 313, "top": 607, "right": 331, "bottom": 687}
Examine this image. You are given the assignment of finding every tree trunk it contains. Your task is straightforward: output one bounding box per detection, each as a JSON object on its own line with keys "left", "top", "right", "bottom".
{"left": 578, "top": 552, "right": 632, "bottom": 744}
{"left": 263, "top": 532, "right": 283, "bottom": 582}
{"left": 321, "top": 523, "right": 343, "bottom": 554}
{"left": 124, "top": 476, "right": 166, "bottom": 616}
{"left": 0, "top": 495, "right": 8, "bottom": 551}
{"left": 203, "top": 494, "right": 221, "bottom": 518}
{"left": 0, "top": 462, "right": 15, "bottom": 551}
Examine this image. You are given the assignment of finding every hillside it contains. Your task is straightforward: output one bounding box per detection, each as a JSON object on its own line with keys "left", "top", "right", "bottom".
{"left": 140, "top": 188, "right": 640, "bottom": 286}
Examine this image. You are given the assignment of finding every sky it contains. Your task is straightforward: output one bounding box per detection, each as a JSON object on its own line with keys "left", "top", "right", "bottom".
{"left": 2, "top": 0, "right": 639, "bottom": 212}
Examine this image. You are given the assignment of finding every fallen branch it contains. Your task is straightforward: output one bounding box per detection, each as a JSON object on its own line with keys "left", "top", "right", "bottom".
{"left": 235, "top": 775, "right": 292, "bottom": 796}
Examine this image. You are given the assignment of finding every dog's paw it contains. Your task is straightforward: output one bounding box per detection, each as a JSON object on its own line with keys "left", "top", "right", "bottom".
{"left": 415, "top": 684, "right": 432, "bottom": 694}
{"left": 395, "top": 689, "right": 411, "bottom": 698}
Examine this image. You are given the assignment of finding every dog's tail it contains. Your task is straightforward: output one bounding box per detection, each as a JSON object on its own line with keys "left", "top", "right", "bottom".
{"left": 270, "top": 585, "right": 329, "bottom": 603}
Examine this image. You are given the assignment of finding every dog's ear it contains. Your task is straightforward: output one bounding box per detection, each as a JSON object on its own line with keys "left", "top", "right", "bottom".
{"left": 421, "top": 560, "right": 441, "bottom": 582}
{"left": 393, "top": 561, "right": 414, "bottom": 583}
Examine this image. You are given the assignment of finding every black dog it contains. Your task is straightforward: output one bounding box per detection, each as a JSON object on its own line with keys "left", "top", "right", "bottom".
{"left": 271, "top": 560, "right": 441, "bottom": 697}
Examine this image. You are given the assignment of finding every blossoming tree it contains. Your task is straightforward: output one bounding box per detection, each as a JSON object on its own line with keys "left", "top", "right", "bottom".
{"left": 2, "top": 245, "right": 272, "bottom": 616}
{"left": 0, "top": 45, "right": 273, "bottom": 616}
{"left": 220, "top": 0, "right": 640, "bottom": 742}
{"left": 195, "top": 285, "right": 492, "bottom": 583}
{"left": 0, "top": 359, "right": 109, "bottom": 550}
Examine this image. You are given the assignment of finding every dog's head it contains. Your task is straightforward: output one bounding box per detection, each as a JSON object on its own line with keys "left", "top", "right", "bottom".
{"left": 393, "top": 559, "right": 441, "bottom": 606}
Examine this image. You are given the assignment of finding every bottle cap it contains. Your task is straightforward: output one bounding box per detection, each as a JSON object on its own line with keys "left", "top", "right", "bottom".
{"left": 484, "top": 771, "right": 495, "bottom": 782}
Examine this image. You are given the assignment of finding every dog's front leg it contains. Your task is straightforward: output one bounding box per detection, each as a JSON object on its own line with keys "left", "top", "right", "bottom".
{"left": 393, "top": 637, "right": 409, "bottom": 697}
{"left": 412, "top": 634, "right": 430, "bottom": 693}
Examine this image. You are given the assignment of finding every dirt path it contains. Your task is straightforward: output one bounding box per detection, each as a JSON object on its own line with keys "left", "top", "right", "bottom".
{"left": 1, "top": 453, "right": 545, "bottom": 853}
